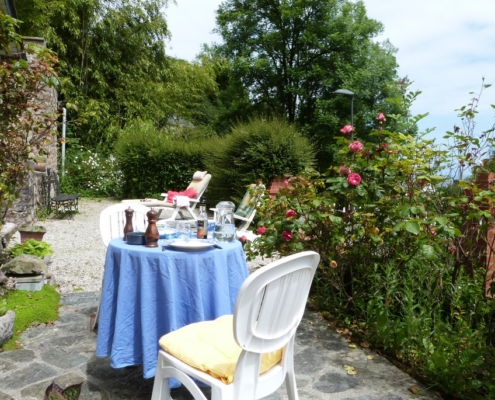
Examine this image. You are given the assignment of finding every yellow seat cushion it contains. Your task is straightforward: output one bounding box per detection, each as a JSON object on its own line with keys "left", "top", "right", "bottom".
{"left": 158, "top": 315, "right": 283, "bottom": 384}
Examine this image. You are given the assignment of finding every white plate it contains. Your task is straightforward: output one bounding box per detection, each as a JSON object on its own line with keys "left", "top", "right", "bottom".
{"left": 167, "top": 239, "right": 214, "bottom": 251}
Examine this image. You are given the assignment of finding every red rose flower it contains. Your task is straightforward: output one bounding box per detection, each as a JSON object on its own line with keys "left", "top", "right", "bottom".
{"left": 240, "top": 235, "right": 247, "bottom": 243}
{"left": 349, "top": 141, "right": 363, "bottom": 153}
{"left": 339, "top": 165, "right": 351, "bottom": 175}
{"left": 286, "top": 209, "right": 297, "bottom": 218}
{"left": 340, "top": 124, "right": 354, "bottom": 134}
{"left": 256, "top": 226, "right": 267, "bottom": 234}
{"left": 282, "top": 231, "right": 293, "bottom": 241}
{"left": 347, "top": 173, "right": 362, "bottom": 186}
{"left": 376, "top": 113, "right": 386, "bottom": 121}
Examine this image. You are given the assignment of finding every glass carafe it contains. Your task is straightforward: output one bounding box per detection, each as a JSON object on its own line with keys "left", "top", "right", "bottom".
{"left": 213, "top": 201, "right": 236, "bottom": 242}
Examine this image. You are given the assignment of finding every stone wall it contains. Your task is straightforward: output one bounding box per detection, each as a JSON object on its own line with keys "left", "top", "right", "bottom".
{"left": 4, "top": 37, "right": 58, "bottom": 228}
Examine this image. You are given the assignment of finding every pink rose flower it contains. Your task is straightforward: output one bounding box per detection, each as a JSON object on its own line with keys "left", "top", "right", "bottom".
{"left": 240, "top": 235, "right": 247, "bottom": 243}
{"left": 347, "top": 173, "right": 362, "bottom": 186}
{"left": 349, "top": 141, "right": 363, "bottom": 153}
{"left": 339, "top": 165, "right": 351, "bottom": 175}
{"left": 286, "top": 209, "right": 297, "bottom": 218}
{"left": 376, "top": 113, "right": 386, "bottom": 121}
{"left": 256, "top": 226, "right": 267, "bottom": 234}
{"left": 282, "top": 231, "right": 293, "bottom": 241}
{"left": 340, "top": 124, "right": 354, "bottom": 134}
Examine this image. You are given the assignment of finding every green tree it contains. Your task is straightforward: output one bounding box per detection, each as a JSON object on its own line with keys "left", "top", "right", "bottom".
{"left": 15, "top": 0, "right": 171, "bottom": 147}
{"left": 213, "top": 0, "right": 402, "bottom": 165}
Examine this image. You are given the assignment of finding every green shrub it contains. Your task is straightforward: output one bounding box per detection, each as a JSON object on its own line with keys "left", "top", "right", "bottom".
{"left": 204, "top": 117, "right": 314, "bottom": 207}
{"left": 114, "top": 120, "right": 207, "bottom": 199}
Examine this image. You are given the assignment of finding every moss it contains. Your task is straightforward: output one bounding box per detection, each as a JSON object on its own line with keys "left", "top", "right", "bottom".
{"left": 1, "top": 284, "right": 60, "bottom": 350}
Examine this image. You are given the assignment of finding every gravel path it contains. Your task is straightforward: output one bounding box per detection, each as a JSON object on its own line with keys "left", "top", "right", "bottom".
{"left": 8, "top": 198, "right": 272, "bottom": 293}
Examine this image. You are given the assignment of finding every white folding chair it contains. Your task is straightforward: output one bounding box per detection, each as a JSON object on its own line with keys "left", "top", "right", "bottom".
{"left": 151, "top": 251, "right": 320, "bottom": 400}
{"left": 92, "top": 203, "right": 150, "bottom": 330}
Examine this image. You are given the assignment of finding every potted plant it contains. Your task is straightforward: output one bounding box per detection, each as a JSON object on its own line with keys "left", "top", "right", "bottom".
{"left": 33, "top": 156, "right": 47, "bottom": 172}
{"left": 18, "top": 225, "right": 47, "bottom": 243}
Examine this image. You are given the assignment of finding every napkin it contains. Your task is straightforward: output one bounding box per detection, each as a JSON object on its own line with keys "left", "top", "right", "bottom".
{"left": 174, "top": 195, "right": 190, "bottom": 207}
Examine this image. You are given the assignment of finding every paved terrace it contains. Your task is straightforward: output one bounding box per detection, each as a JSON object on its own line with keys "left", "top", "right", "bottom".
{"left": 0, "top": 199, "right": 440, "bottom": 399}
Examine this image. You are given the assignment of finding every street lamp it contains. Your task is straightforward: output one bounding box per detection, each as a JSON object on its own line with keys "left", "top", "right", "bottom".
{"left": 333, "top": 89, "right": 354, "bottom": 128}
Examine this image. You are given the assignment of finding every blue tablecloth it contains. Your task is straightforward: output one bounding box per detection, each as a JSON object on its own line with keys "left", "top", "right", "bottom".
{"left": 95, "top": 238, "right": 249, "bottom": 379}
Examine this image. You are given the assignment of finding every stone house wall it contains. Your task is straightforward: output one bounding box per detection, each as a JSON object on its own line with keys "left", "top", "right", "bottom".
{"left": 4, "top": 37, "right": 58, "bottom": 227}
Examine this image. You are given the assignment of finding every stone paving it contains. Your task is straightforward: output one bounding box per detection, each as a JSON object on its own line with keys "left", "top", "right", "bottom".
{"left": 0, "top": 291, "right": 440, "bottom": 400}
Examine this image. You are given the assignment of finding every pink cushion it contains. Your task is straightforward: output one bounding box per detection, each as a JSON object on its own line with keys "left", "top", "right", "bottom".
{"left": 166, "top": 188, "right": 198, "bottom": 203}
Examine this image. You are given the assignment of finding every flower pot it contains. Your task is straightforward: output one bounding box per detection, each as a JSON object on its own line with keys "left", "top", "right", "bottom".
{"left": 34, "top": 162, "right": 47, "bottom": 172}
{"left": 19, "top": 225, "right": 47, "bottom": 243}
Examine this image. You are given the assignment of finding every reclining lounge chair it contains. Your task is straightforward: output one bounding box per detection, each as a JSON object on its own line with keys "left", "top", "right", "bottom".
{"left": 122, "top": 171, "right": 211, "bottom": 221}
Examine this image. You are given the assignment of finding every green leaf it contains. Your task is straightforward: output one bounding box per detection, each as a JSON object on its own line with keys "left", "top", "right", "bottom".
{"left": 420, "top": 244, "right": 436, "bottom": 259}
{"left": 392, "top": 222, "right": 404, "bottom": 232}
{"left": 405, "top": 221, "right": 420, "bottom": 235}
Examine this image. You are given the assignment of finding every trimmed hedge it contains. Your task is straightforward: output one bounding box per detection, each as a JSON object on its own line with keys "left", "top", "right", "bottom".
{"left": 115, "top": 120, "right": 206, "bottom": 199}
{"left": 204, "top": 117, "right": 315, "bottom": 207}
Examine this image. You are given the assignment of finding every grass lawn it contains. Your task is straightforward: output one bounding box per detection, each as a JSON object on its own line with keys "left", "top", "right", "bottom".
{"left": 1, "top": 284, "right": 60, "bottom": 351}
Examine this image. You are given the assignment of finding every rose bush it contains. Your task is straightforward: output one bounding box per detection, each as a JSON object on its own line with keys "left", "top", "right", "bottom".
{"left": 247, "top": 84, "right": 495, "bottom": 399}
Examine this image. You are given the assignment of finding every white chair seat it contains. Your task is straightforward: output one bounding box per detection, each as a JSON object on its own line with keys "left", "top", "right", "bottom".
{"left": 151, "top": 251, "right": 320, "bottom": 400}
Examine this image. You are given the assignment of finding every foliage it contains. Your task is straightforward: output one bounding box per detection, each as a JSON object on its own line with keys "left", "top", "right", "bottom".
{"left": 1, "top": 284, "right": 60, "bottom": 350}
{"left": 9, "top": 239, "right": 54, "bottom": 258}
{"left": 61, "top": 145, "right": 123, "bottom": 198}
{"left": 15, "top": 0, "right": 220, "bottom": 150}
{"left": 0, "top": 10, "right": 22, "bottom": 53}
{"left": 0, "top": 38, "right": 59, "bottom": 226}
{"left": 44, "top": 381, "right": 82, "bottom": 400}
{"left": 16, "top": 0, "right": 169, "bottom": 147}
{"left": 114, "top": 120, "right": 206, "bottom": 199}
{"left": 212, "top": 0, "right": 402, "bottom": 165}
{"left": 203, "top": 117, "right": 314, "bottom": 207}
{"left": 247, "top": 84, "right": 495, "bottom": 399}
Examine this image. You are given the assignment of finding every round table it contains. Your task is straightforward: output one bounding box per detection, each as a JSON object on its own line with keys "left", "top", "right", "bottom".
{"left": 95, "top": 238, "right": 249, "bottom": 379}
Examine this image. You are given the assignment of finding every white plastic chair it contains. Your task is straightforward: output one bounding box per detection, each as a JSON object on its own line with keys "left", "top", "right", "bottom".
{"left": 151, "top": 250, "right": 320, "bottom": 400}
{"left": 211, "top": 183, "right": 265, "bottom": 241}
{"left": 99, "top": 203, "right": 149, "bottom": 247}
{"left": 92, "top": 203, "right": 150, "bottom": 330}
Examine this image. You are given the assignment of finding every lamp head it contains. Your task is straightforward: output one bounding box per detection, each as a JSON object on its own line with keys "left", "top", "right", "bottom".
{"left": 333, "top": 89, "right": 354, "bottom": 97}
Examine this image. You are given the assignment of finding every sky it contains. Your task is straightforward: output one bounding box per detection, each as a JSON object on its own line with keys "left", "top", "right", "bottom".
{"left": 164, "top": 0, "right": 495, "bottom": 144}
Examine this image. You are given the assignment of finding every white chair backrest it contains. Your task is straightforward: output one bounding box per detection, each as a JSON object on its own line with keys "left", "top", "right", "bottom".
{"left": 187, "top": 174, "right": 211, "bottom": 200}
{"left": 99, "top": 203, "right": 150, "bottom": 247}
{"left": 234, "top": 251, "right": 320, "bottom": 353}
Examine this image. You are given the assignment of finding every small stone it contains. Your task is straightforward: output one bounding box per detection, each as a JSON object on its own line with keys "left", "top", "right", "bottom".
{"left": 0, "top": 310, "right": 16, "bottom": 346}
{"left": 2, "top": 254, "right": 47, "bottom": 275}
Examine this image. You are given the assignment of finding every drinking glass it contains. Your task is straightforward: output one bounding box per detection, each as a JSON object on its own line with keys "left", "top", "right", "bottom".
{"left": 177, "top": 222, "right": 191, "bottom": 241}
{"left": 162, "top": 220, "right": 177, "bottom": 240}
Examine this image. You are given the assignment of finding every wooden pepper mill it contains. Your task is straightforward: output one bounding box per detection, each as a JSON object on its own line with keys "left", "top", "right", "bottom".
{"left": 145, "top": 208, "right": 159, "bottom": 248}
{"left": 123, "top": 207, "right": 134, "bottom": 241}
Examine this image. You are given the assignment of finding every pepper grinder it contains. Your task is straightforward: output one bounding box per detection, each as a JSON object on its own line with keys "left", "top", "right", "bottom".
{"left": 123, "top": 207, "right": 134, "bottom": 241}
{"left": 145, "top": 208, "right": 159, "bottom": 248}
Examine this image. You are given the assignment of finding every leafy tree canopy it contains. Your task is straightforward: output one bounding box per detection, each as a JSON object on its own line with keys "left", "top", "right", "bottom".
{"left": 212, "top": 0, "right": 404, "bottom": 165}
{"left": 14, "top": 0, "right": 217, "bottom": 148}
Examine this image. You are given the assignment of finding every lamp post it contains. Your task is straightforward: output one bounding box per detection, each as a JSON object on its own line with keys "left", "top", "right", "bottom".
{"left": 333, "top": 88, "right": 354, "bottom": 130}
